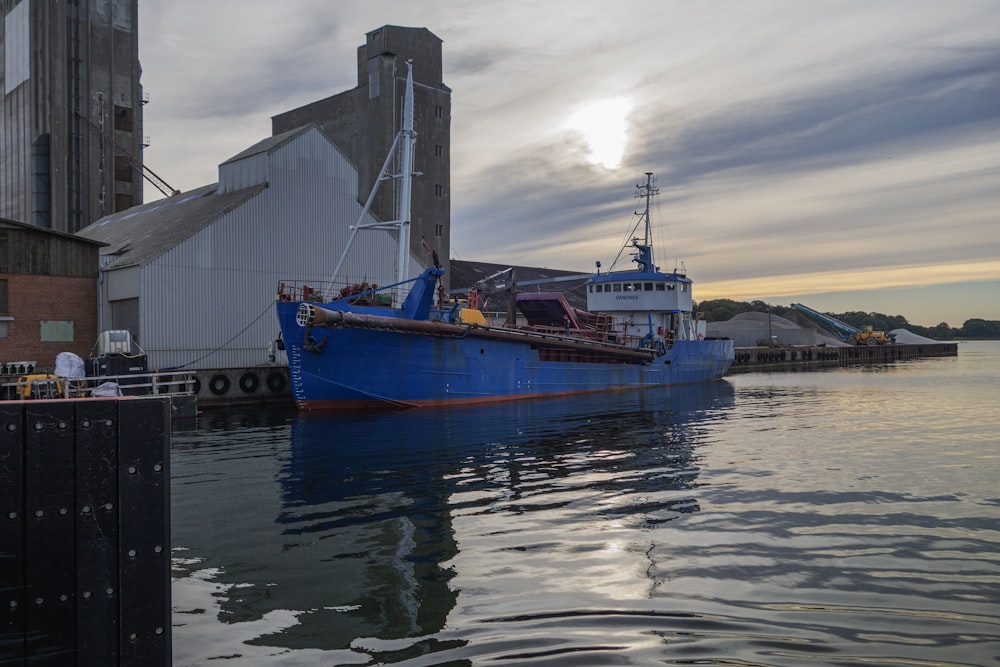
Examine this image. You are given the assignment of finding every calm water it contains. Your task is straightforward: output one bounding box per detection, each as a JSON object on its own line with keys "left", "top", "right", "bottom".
{"left": 170, "top": 341, "right": 1000, "bottom": 666}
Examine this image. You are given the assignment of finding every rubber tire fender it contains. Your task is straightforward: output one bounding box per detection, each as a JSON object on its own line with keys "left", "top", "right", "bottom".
{"left": 238, "top": 372, "right": 259, "bottom": 394}
{"left": 266, "top": 371, "right": 287, "bottom": 393}
{"left": 209, "top": 374, "right": 231, "bottom": 395}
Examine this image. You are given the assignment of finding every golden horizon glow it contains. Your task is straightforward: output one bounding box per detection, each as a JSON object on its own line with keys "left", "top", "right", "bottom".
{"left": 696, "top": 260, "right": 1000, "bottom": 303}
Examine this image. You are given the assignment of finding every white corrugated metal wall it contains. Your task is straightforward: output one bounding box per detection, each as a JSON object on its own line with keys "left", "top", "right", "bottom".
{"left": 138, "top": 127, "right": 416, "bottom": 370}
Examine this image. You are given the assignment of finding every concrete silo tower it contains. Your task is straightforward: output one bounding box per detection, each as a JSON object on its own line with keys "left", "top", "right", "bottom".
{"left": 1, "top": 0, "right": 145, "bottom": 233}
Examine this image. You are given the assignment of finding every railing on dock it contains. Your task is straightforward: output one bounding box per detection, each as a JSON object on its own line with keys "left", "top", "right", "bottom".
{"left": 0, "top": 371, "right": 195, "bottom": 401}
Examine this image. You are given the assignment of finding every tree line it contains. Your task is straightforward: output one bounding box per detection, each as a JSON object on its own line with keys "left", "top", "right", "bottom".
{"left": 697, "top": 299, "right": 1000, "bottom": 340}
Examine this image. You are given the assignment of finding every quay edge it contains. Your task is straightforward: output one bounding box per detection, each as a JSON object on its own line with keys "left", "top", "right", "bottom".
{"left": 3, "top": 345, "right": 958, "bottom": 410}
{"left": 188, "top": 365, "right": 293, "bottom": 407}
{"left": 728, "top": 342, "right": 958, "bottom": 373}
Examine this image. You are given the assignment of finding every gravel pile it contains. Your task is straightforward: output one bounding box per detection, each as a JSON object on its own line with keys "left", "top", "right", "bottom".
{"left": 889, "top": 329, "right": 941, "bottom": 344}
{"left": 710, "top": 313, "right": 942, "bottom": 346}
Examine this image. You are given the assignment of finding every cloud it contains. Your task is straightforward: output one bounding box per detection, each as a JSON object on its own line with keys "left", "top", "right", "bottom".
{"left": 137, "top": 0, "right": 1000, "bottom": 323}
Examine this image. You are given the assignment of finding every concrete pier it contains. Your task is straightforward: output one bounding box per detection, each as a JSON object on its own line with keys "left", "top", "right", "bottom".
{"left": 189, "top": 365, "right": 292, "bottom": 406}
{"left": 728, "top": 342, "right": 958, "bottom": 373}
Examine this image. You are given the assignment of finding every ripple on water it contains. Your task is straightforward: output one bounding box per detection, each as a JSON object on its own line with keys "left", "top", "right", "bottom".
{"left": 170, "top": 348, "right": 1000, "bottom": 665}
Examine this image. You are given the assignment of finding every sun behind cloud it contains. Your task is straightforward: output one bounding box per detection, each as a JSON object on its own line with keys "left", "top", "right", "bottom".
{"left": 564, "top": 97, "right": 631, "bottom": 169}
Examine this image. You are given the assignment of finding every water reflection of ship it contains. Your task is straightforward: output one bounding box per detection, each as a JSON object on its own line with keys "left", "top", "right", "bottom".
{"left": 278, "top": 381, "right": 735, "bottom": 651}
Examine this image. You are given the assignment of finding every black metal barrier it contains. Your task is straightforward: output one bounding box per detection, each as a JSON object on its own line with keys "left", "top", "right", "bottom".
{"left": 1, "top": 397, "right": 170, "bottom": 666}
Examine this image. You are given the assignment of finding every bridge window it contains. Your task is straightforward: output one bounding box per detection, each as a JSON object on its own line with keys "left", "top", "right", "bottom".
{"left": 655, "top": 283, "right": 665, "bottom": 291}
{"left": 613, "top": 283, "right": 622, "bottom": 292}
{"left": 644, "top": 283, "right": 653, "bottom": 291}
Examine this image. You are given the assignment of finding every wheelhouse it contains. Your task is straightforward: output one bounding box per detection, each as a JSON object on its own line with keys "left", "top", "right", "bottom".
{"left": 586, "top": 271, "right": 693, "bottom": 314}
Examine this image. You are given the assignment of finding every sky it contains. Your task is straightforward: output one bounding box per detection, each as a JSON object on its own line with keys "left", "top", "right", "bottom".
{"left": 138, "top": 1, "right": 1000, "bottom": 327}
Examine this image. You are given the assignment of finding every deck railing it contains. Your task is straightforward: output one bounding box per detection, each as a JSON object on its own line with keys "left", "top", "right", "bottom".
{"left": 276, "top": 279, "right": 403, "bottom": 307}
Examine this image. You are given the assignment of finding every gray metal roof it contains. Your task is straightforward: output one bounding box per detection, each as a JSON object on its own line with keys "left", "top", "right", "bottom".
{"left": 221, "top": 124, "right": 314, "bottom": 165}
{"left": 75, "top": 182, "right": 267, "bottom": 269}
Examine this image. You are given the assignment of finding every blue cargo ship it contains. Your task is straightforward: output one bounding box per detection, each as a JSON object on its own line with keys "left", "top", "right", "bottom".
{"left": 275, "top": 67, "right": 732, "bottom": 410}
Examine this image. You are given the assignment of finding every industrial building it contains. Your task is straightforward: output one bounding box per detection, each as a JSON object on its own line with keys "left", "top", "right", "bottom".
{"left": 272, "top": 25, "right": 452, "bottom": 287}
{"left": 76, "top": 124, "right": 413, "bottom": 371}
{"left": 1, "top": 0, "right": 145, "bottom": 233}
{"left": 3, "top": 21, "right": 450, "bottom": 386}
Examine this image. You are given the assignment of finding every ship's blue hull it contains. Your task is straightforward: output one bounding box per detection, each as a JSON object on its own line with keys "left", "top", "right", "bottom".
{"left": 277, "top": 301, "right": 733, "bottom": 410}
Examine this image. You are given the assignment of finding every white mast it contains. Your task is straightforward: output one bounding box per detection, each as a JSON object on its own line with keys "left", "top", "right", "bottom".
{"left": 325, "top": 61, "right": 417, "bottom": 299}
{"left": 395, "top": 61, "right": 416, "bottom": 287}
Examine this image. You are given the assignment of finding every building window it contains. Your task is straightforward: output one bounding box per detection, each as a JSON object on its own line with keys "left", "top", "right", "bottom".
{"left": 434, "top": 144, "right": 443, "bottom": 158}
{"left": 0, "top": 279, "right": 7, "bottom": 314}
{"left": 114, "top": 194, "right": 135, "bottom": 212}
{"left": 434, "top": 224, "right": 443, "bottom": 237}
{"left": 434, "top": 105, "right": 443, "bottom": 118}
{"left": 114, "top": 105, "right": 133, "bottom": 132}
{"left": 114, "top": 155, "right": 133, "bottom": 182}
{"left": 367, "top": 58, "right": 380, "bottom": 98}
{"left": 435, "top": 184, "right": 444, "bottom": 197}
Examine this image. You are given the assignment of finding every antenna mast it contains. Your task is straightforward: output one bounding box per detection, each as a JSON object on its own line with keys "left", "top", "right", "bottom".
{"left": 632, "top": 172, "right": 660, "bottom": 272}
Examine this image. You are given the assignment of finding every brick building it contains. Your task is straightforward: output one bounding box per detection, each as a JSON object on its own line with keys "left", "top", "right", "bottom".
{"left": 0, "top": 218, "right": 104, "bottom": 371}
